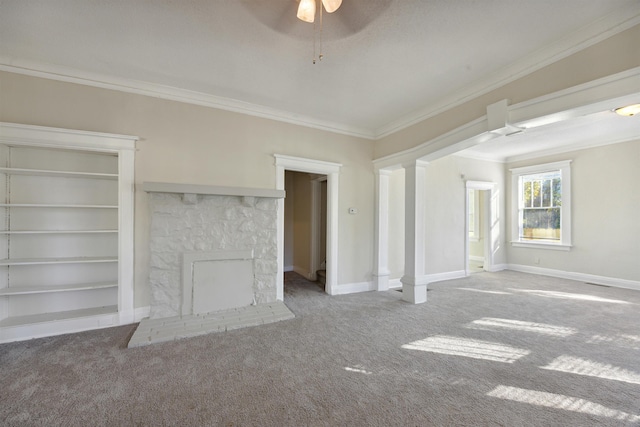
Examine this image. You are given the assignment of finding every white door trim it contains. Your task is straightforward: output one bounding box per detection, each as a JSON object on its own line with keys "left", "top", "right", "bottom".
{"left": 465, "top": 181, "right": 496, "bottom": 276}
{"left": 310, "top": 175, "right": 328, "bottom": 282}
{"left": 274, "top": 155, "right": 342, "bottom": 297}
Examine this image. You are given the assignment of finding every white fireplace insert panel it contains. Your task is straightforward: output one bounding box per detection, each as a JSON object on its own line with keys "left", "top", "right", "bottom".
{"left": 182, "top": 250, "right": 254, "bottom": 316}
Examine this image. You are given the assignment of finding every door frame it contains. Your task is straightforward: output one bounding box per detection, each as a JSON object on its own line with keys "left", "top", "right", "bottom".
{"left": 465, "top": 180, "right": 496, "bottom": 276}
{"left": 275, "top": 155, "right": 341, "bottom": 298}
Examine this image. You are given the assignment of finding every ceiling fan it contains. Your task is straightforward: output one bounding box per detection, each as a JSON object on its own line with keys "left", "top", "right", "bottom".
{"left": 297, "top": 0, "right": 342, "bottom": 23}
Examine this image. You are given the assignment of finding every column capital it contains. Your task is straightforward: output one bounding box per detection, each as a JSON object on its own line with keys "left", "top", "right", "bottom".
{"left": 402, "top": 159, "right": 429, "bottom": 170}
{"left": 375, "top": 168, "right": 394, "bottom": 176}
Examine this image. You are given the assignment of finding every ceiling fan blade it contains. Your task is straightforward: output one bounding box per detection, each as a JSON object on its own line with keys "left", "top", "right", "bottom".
{"left": 322, "top": 0, "right": 342, "bottom": 14}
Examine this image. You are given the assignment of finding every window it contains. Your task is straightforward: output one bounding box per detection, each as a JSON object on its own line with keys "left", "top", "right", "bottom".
{"left": 511, "top": 161, "right": 571, "bottom": 250}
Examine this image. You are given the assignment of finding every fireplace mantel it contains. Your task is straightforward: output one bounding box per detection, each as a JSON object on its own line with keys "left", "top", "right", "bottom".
{"left": 142, "top": 182, "right": 285, "bottom": 199}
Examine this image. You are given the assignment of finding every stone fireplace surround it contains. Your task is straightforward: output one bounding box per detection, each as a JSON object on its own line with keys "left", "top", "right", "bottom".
{"left": 128, "top": 182, "right": 293, "bottom": 347}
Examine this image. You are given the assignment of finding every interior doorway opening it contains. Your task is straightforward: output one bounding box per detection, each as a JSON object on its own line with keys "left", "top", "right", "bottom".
{"left": 275, "top": 154, "right": 342, "bottom": 300}
{"left": 465, "top": 181, "right": 496, "bottom": 276}
{"left": 283, "top": 171, "right": 327, "bottom": 290}
{"left": 467, "top": 188, "right": 485, "bottom": 274}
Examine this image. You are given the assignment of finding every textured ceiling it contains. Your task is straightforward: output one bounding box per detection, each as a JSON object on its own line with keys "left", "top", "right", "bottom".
{"left": 0, "top": 0, "right": 639, "bottom": 140}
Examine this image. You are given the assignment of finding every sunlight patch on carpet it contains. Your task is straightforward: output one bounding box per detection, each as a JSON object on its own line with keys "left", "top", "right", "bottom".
{"left": 509, "top": 289, "right": 631, "bottom": 304}
{"left": 467, "top": 318, "right": 576, "bottom": 337}
{"left": 541, "top": 355, "right": 640, "bottom": 385}
{"left": 487, "top": 385, "right": 640, "bottom": 422}
{"left": 587, "top": 334, "right": 640, "bottom": 350}
{"left": 344, "top": 365, "right": 372, "bottom": 375}
{"left": 401, "top": 335, "right": 530, "bottom": 363}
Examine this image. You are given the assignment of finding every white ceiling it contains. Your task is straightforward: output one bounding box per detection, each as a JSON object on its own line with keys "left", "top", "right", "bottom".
{"left": 1, "top": 0, "right": 639, "bottom": 143}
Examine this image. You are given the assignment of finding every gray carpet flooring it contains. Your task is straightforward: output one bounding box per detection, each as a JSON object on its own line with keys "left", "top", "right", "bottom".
{"left": 1, "top": 270, "right": 639, "bottom": 426}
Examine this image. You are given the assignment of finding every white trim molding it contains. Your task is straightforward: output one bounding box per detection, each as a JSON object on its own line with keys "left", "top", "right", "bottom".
{"left": 275, "top": 155, "right": 342, "bottom": 298}
{"left": 334, "top": 281, "right": 376, "bottom": 295}
{"left": 141, "top": 182, "right": 285, "bottom": 199}
{"left": 426, "top": 270, "right": 467, "bottom": 283}
{"left": 507, "top": 264, "right": 640, "bottom": 292}
{"left": 0, "top": 311, "right": 121, "bottom": 344}
{"left": 0, "top": 60, "right": 375, "bottom": 140}
{"left": 134, "top": 306, "right": 151, "bottom": 322}
{"left": 510, "top": 160, "right": 572, "bottom": 250}
{"left": 373, "top": 67, "right": 640, "bottom": 170}
{"left": 465, "top": 181, "right": 498, "bottom": 275}
{"left": 1, "top": 5, "right": 638, "bottom": 142}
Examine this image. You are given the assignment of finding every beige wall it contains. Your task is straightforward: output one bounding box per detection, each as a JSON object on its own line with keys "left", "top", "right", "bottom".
{"left": 375, "top": 24, "right": 640, "bottom": 159}
{"left": 423, "top": 156, "right": 507, "bottom": 274}
{"left": 387, "top": 156, "right": 506, "bottom": 279}
{"left": 507, "top": 140, "right": 640, "bottom": 281}
{"left": 0, "top": 71, "right": 375, "bottom": 307}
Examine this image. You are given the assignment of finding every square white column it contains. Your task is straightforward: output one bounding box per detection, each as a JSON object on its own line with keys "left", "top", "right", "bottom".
{"left": 374, "top": 169, "right": 392, "bottom": 291}
{"left": 401, "top": 160, "right": 429, "bottom": 304}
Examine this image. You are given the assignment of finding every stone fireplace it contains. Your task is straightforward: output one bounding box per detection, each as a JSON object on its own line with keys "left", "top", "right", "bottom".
{"left": 128, "top": 182, "right": 293, "bottom": 347}
{"left": 142, "top": 182, "right": 285, "bottom": 319}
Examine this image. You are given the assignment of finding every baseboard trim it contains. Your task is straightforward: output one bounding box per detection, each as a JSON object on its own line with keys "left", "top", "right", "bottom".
{"left": 334, "top": 281, "right": 375, "bottom": 295}
{"left": 507, "top": 264, "right": 640, "bottom": 291}
{"left": 284, "top": 265, "right": 294, "bottom": 272}
{"left": 469, "top": 255, "right": 484, "bottom": 262}
{"left": 134, "top": 306, "right": 151, "bottom": 322}
{"left": 426, "top": 270, "right": 467, "bottom": 283}
{"left": 0, "top": 312, "right": 121, "bottom": 344}
{"left": 379, "top": 271, "right": 467, "bottom": 293}
{"left": 489, "top": 263, "right": 508, "bottom": 272}
{"left": 389, "top": 278, "right": 402, "bottom": 289}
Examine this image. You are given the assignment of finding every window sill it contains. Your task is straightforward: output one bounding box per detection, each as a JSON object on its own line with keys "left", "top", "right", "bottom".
{"left": 511, "top": 241, "right": 572, "bottom": 251}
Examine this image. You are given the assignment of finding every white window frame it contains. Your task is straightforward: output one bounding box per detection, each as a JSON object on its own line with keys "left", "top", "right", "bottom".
{"left": 510, "top": 160, "right": 572, "bottom": 251}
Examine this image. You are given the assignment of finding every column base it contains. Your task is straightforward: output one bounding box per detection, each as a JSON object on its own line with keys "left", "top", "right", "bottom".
{"left": 374, "top": 273, "right": 390, "bottom": 291}
{"left": 400, "top": 275, "right": 428, "bottom": 304}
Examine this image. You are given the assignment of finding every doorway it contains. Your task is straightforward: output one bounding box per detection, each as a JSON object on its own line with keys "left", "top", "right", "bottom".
{"left": 275, "top": 155, "right": 341, "bottom": 300}
{"left": 465, "top": 181, "right": 496, "bottom": 276}
{"left": 467, "top": 188, "right": 485, "bottom": 274}
{"left": 283, "top": 172, "right": 327, "bottom": 287}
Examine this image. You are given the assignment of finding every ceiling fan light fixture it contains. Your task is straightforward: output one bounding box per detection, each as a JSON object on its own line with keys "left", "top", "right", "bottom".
{"left": 614, "top": 104, "right": 640, "bottom": 117}
{"left": 297, "top": 0, "right": 316, "bottom": 23}
{"left": 321, "top": 0, "right": 342, "bottom": 13}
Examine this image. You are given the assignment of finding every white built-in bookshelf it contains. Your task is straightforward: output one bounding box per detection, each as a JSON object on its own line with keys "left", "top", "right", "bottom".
{"left": 0, "top": 123, "right": 136, "bottom": 343}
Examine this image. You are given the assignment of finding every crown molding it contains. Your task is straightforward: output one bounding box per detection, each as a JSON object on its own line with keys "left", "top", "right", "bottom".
{"left": 0, "top": 59, "right": 376, "bottom": 141}
{"left": 374, "top": 4, "right": 640, "bottom": 139}
{"left": 503, "top": 134, "right": 639, "bottom": 164}
{"left": 0, "top": 4, "right": 637, "bottom": 143}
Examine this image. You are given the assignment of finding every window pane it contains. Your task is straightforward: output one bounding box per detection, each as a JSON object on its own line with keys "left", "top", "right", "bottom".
{"left": 552, "top": 178, "right": 561, "bottom": 207}
{"left": 542, "top": 179, "right": 551, "bottom": 207}
{"left": 533, "top": 181, "right": 541, "bottom": 207}
{"left": 521, "top": 208, "right": 560, "bottom": 241}
{"left": 523, "top": 181, "right": 532, "bottom": 208}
